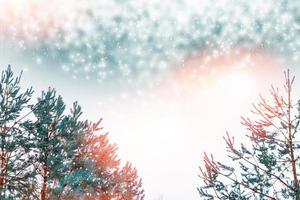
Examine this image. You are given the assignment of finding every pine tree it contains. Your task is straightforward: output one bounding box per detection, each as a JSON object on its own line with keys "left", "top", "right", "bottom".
{"left": 115, "top": 162, "right": 144, "bottom": 200}
{"left": 0, "top": 66, "right": 35, "bottom": 199}
{"left": 198, "top": 70, "right": 300, "bottom": 199}
{"left": 49, "top": 104, "right": 100, "bottom": 199}
{"left": 30, "top": 88, "right": 67, "bottom": 200}
{"left": 0, "top": 66, "right": 144, "bottom": 199}
{"left": 29, "top": 89, "right": 90, "bottom": 200}
{"left": 30, "top": 90, "right": 144, "bottom": 200}
{"left": 63, "top": 119, "right": 144, "bottom": 200}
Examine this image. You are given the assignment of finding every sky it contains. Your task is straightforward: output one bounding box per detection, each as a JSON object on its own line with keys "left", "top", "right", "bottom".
{"left": 0, "top": 0, "right": 300, "bottom": 199}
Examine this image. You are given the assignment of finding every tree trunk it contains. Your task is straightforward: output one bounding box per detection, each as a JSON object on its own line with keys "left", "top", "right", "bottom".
{"left": 0, "top": 153, "right": 5, "bottom": 187}
{"left": 0, "top": 134, "right": 5, "bottom": 198}
{"left": 41, "top": 168, "right": 47, "bottom": 200}
{"left": 286, "top": 70, "right": 299, "bottom": 199}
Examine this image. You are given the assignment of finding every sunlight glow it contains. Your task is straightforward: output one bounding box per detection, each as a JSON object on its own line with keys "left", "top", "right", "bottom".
{"left": 215, "top": 72, "right": 254, "bottom": 101}
{"left": 89, "top": 47, "right": 283, "bottom": 199}
{"left": 0, "top": 0, "right": 296, "bottom": 199}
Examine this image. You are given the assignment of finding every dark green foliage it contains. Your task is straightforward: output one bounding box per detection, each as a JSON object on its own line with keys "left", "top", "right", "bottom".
{"left": 0, "top": 65, "right": 34, "bottom": 199}
{"left": 30, "top": 88, "right": 87, "bottom": 199}
{"left": 0, "top": 66, "right": 144, "bottom": 200}
{"left": 63, "top": 120, "right": 144, "bottom": 200}
{"left": 198, "top": 71, "right": 300, "bottom": 199}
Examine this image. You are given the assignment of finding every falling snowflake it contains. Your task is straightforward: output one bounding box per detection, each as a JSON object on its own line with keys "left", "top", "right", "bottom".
{"left": 0, "top": 0, "right": 299, "bottom": 82}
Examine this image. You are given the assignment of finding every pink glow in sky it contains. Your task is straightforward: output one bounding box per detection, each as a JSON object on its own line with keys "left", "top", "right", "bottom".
{"left": 92, "top": 48, "right": 284, "bottom": 199}
{"left": 0, "top": 1, "right": 295, "bottom": 199}
{"left": 0, "top": 0, "right": 79, "bottom": 42}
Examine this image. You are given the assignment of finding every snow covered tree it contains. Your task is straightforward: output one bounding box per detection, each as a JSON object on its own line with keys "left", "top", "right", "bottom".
{"left": 0, "top": 66, "right": 35, "bottom": 199}
{"left": 198, "top": 70, "right": 300, "bottom": 199}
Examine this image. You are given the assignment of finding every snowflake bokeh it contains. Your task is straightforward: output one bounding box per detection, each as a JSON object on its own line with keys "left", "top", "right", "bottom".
{"left": 0, "top": 2, "right": 298, "bottom": 199}
{"left": 0, "top": 0, "right": 299, "bottom": 83}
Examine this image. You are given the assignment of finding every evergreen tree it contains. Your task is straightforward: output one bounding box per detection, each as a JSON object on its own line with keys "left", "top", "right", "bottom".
{"left": 32, "top": 89, "right": 65, "bottom": 200}
{"left": 115, "top": 162, "right": 144, "bottom": 200}
{"left": 64, "top": 119, "right": 144, "bottom": 200}
{"left": 30, "top": 89, "right": 88, "bottom": 200}
{"left": 198, "top": 70, "right": 300, "bottom": 199}
{"left": 0, "top": 66, "right": 34, "bottom": 199}
{"left": 0, "top": 65, "right": 144, "bottom": 200}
